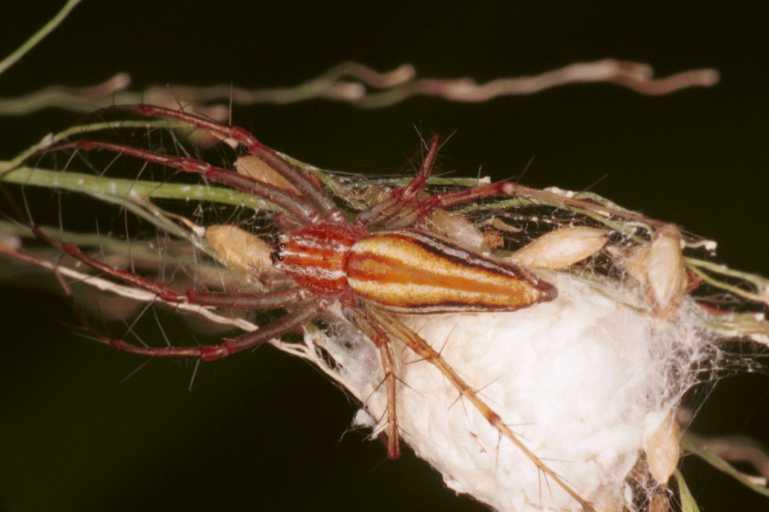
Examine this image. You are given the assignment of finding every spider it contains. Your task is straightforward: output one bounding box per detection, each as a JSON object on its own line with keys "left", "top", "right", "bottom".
{"left": 42, "top": 104, "right": 594, "bottom": 511}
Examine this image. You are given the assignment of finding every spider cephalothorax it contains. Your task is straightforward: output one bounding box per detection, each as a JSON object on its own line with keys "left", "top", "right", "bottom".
{"left": 275, "top": 221, "right": 366, "bottom": 297}
{"left": 40, "top": 105, "right": 595, "bottom": 511}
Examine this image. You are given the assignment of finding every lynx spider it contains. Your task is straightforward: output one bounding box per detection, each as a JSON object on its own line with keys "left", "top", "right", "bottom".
{"left": 42, "top": 104, "right": 594, "bottom": 511}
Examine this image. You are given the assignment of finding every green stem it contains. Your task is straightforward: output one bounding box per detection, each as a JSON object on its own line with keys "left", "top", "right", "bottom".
{"left": 688, "top": 265, "right": 766, "bottom": 305}
{"left": 0, "top": 165, "right": 276, "bottom": 213}
{"left": 686, "top": 257, "right": 769, "bottom": 293}
{"left": 0, "top": 0, "right": 82, "bottom": 77}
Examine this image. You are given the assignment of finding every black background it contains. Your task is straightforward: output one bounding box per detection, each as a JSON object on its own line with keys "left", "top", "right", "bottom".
{"left": 0, "top": 1, "right": 768, "bottom": 511}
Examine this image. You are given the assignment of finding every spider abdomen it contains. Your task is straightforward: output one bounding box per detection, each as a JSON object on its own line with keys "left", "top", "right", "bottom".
{"left": 345, "top": 230, "right": 557, "bottom": 313}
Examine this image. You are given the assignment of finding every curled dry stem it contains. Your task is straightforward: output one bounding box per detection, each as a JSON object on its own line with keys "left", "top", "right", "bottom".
{"left": 0, "top": 59, "right": 719, "bottom": 115}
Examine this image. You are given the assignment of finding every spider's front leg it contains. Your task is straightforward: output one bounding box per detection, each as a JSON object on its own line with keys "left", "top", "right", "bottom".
{"left": 31, "top": 225, "right": 321, "bottom": 362}
{"left": 103, "top": 301, "right": 321, "bottom": 362}
{"left": 49, "top": 140, "right": 318, "bottom": 224}
{"left": 74, "top": 252, "right": 321, "bottom": 362}
{"left": 116, "top": 104, "right": 341, "bottom": 220}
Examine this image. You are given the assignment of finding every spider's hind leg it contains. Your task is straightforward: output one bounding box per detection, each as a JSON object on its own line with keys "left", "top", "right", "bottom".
{"left": 345, "top": 306, "right": 401, "bottom": 459}
{"left": 363, "top": 306, "right": 596, "bottom": 512}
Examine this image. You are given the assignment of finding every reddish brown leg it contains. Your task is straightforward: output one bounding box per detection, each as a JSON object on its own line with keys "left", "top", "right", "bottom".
{"left": 364, "top": 305, "right": 595, "bottom": 512}
{"left": 413, "top": 179, "right": 635, "bottom": 225}
{"left": 103, "top": 301, "right": 321, "bottom": 362}
{"left": 345, "top": 307, "right": 401, "bottom": 459}
{"left": 422, "top": 181, "right": 517, "bottom": 211}
{"left": 404, "top": 180, "right": 508, "bottom": 222}
{"left": 400, "top": 134, "right": 441, "bottom": 202}
{"left": 117, "top": 104, "right": 340, "bottom": 219}
{"left": 357, "top": 135, "right": 440, "bottom": 228}
{"left": 186, "top": 288, "right": 307, "bottom": 309}
{"left": 0, "top": 241, "right": 320, "bottom": 361}
{"left": 378, "top": 343, "right": 400, "bottom": 459}
{"left": 58, "top": 241, "right": 304, "bottom": 310}
{"left": 50, "top": 140, "right": 317, "bottom": 223}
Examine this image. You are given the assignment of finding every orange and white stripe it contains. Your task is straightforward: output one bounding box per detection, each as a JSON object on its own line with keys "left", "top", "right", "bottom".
{"left": 346, "top": 230, "right": 556, "bottom": 313}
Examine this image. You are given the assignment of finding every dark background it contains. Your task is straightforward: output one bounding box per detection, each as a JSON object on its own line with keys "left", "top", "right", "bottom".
{"left": 1, "top": 1, "right": 768, "bottom": 511}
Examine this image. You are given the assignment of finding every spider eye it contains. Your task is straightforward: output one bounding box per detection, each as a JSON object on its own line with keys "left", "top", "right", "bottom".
{"left": 271, "top": 248, "right": 284, "bottom": 264}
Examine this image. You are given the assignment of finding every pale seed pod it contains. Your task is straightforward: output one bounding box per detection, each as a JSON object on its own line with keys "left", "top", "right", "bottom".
{"left": 0, "top": 234, "right": 21, "bottom": 251}
{"left": 235, "top": 155, "right": 300, "bottom": 194}
{"left": 643, "top": 409, "right": 681, "bottom": 485}
{"left": 510, "top": 226, "right": 608, "bottom": 270}
{"left": 424, "top": 208, "right": 488, "bottom": 252}
{"left": 646, "top": 224, "right": 688, "bottom": 317}
{"left": 205, "top": 225, "right": 273, "bottom": 274}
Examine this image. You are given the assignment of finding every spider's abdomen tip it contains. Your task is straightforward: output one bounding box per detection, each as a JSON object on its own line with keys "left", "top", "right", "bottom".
{"left": 537, "top": 279, "right": 559, "bottom": 303}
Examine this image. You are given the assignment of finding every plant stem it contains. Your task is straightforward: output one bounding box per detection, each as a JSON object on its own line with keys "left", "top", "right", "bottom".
{"left": 0, "top": 0, "right": 82, "bottom": 77}
{"left": 0, "top": 165, "right": 275, "bottom": 212}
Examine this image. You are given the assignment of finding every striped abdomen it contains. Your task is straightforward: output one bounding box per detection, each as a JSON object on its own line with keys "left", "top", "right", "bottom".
{"left": 345, "top": 230, "right": 556, "bottom": 313}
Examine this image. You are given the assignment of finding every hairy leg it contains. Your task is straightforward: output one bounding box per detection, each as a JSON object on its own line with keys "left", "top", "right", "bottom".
{"left": 414, "top": 179, "right": 661, "bottom": 228}
{"left": 117, "top": 104, "right": 341, "bottom": 219}
{"left": 50, "top": 140, "right": 317, "bottom": 223}
{"left": 357, "top": 134, "right": 440, "bottom": 229}
{"left": 345, "top": 306, "right": 402, "bottom": 459}
{"left": 102, "top": 300, "right": 321, "bottom": 362}
{"left": 378, "top": 343, "right": 400, "bottom": 459}
{"left": 56, "top": 240, "right": 305, "bottom": 310}
{"left": 364, "top": 305, "right": 595, "bottom": 512}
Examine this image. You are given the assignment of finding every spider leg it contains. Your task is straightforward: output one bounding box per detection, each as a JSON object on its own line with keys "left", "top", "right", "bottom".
{"left": 186, "top": 288, "right": 307, "bottom": 309}
{"left": 102, "top": 300, "right": 321, "bottom": 362}
{"left": 412, "top": 179, "right": 596, "bottom": 222}
{"left": 118, "top": 104, "right": 341, "bottom": 220}
{"left": 377, "top": 342, "right": 400, "bottom": 459}
{"left": 357, "top": 135, "right": 440, "bottom": 228}
{"left": 345, "top": 306, "right": 401, "bottom": 459}
{"left": 49, "top": 140, "right": 317, "bottom": 224}
{"left": 52, "top": 237, "right": 306, "bottom": 310}
{"left": 419, "top": 181, "right": 516, "bottom": 213}
{"left": 60, "top": 240, "right": 185, "bottom": 302}
{"left": 399, "top": 134, "right": 441, "bottom": 202}
{"left": 364, "top": 306, "right": 595, "bottom": 512}
{"left": 28, "top": 227, "right": 320, "bottom": 361}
